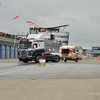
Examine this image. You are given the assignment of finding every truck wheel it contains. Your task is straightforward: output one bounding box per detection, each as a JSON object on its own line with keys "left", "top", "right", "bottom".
{"left": 35, "top": 55, "right": 40, "bottom": 63}
{"left": 23, "top": 61, "right": 28, "bottom": 63}
{"left": 54, "top": 55, "right": 60, "bottom": 62}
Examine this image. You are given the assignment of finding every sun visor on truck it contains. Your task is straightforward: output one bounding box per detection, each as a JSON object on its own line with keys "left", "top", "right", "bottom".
{"left": 19, "top": 39, "right": 32, "bottom": 43}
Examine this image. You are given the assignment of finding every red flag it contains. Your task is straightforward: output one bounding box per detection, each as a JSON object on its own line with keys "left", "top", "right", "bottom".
{"left": 29, "top": 23, "right": 34, "bottom": 26}
{"left": 37, "top": 25, "right": 39, "bottom": 27}
{"left": 13, "top": 15, "right": 19, "bottom": 20}
{"left": 31, "top": 23, "right": 34, "bottom": 25}
{"left": 46, "top": 31, "right": 50, "bottom": 36}
{"left": 40, "top": 28, "right": 44, "bottom": 32}
{"left": 0, "top": 3, "right": 1, "bottom": 6}
{"left": 26, "top": 21, "right": 32, "bottom": 23}
{"left": 34, "top": 24, "right": 37, "bottom": 28}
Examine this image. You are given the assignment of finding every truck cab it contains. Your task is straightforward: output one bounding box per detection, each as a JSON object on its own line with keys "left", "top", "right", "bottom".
{"left": 18, "top": 39, "right": 60, "bottom": 63}
{"left": 18, "top": 39, "right": 45, "bottom": 63}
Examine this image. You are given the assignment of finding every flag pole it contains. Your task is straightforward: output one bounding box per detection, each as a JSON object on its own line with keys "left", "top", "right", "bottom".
{"left": 34, "top": 20, "right": 36, "bottom": 34}
{"left": 37, "top": 24, "right": 39, "bottom": 33}
{"left": 15, "top": 13, "right": 19, "bottom": 47}
{"left": 13, "top": 13, "right": 20, "bottom": 47}
{"left": 16, "top": 12, "right": 20, "bottom": 37}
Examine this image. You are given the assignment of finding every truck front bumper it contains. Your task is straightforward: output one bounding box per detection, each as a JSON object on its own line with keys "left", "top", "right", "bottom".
{"left": 19, "top": 56, "right": 35, "bottom": 61}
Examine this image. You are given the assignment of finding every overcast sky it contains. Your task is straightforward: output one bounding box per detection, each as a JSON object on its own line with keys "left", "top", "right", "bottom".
{"left": 0, "top": 0, "right": 100, "bottom": 49}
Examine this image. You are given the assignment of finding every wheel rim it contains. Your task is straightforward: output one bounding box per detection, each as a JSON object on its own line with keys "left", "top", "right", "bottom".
{"left": 36, "top": 56, "right": 40, "bottom": 62}
{"left": 55, "top": 56, "right": 59, "bottom": 62}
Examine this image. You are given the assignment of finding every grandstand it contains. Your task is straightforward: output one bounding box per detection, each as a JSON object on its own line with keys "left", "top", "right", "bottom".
{"left": 0, "top": 32, "right": 25, "bottom": 59}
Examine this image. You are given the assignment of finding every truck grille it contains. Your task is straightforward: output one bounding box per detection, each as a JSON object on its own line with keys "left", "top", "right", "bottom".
{"left": 21, "top": 50, "right": 28, "bottom": 57}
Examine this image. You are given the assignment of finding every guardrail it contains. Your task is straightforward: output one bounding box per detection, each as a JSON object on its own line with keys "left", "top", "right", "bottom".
{"left": 0, "top": 36, "right": 19, "bottom": 43}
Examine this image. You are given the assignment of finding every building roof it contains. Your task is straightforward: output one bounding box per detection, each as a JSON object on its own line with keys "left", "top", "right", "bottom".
{"left": 39, "top": 24, "right": 69, "bottom": 29}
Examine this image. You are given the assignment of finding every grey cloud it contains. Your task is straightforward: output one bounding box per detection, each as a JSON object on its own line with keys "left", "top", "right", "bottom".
{"left": 0, "top": 0, "right": 100, "bottom": 48}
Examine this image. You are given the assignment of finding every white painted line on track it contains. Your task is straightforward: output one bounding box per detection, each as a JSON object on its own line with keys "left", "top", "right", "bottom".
{"left": 0, "top": 67, "right": 28, "bottom": 75}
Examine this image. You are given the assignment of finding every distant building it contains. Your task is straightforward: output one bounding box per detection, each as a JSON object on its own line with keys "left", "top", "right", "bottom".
{"left": 83, "top": 46, "right": 100, "bottom": 57}
{"left": 29, "top": 24, "right": 69, "bottom": 46}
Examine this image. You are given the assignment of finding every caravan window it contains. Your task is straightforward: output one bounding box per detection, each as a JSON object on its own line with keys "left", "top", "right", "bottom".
{"left": 73, "top": 49, "right": 76, "bottom": 53}
{"left": 77, "top": 49, "right": 79, "bottom": 52}
{"left": 61, "top": 49, "right": 69, "bottom": 54}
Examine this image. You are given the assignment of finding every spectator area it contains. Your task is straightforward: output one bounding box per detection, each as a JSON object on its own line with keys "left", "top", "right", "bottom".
{"left": 0, "top": 32, "right": 25, "bottom": 43}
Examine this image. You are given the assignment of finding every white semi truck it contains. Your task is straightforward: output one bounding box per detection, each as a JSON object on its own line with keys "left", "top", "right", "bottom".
{"left": 18, "top": 38, "right": 60, "bottom": 63}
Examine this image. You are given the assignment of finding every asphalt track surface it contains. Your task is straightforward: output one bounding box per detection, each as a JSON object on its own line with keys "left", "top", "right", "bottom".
{"left": 0, "top": 58, "right": 100, "bottom": 100}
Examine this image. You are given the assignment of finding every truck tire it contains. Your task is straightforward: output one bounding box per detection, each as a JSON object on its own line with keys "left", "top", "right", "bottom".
{"left": 54, "top": 55, "right": 60, "bottom": 62}
{"left": 23, "top": 61, "right": 28, "bottom": 63}
{"left": 35, "top": 55, "right": 40, "bottom": 63}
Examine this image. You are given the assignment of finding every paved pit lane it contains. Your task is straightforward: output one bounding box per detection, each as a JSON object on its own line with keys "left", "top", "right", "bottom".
{"left": 0, "top": 58, "right": 100, "bottom": 100}
{"left": 0, "top": 58, "right": 100, "bottom": 79}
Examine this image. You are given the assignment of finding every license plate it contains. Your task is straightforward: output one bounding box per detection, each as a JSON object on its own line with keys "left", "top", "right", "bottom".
{"left": 22, "top": 57, "right": 25, "bottom": 59}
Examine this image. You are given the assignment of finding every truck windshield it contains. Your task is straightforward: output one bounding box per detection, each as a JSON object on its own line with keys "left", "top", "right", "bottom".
{"left": 19, "top": 43, "right": 32, "bottom": 49}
